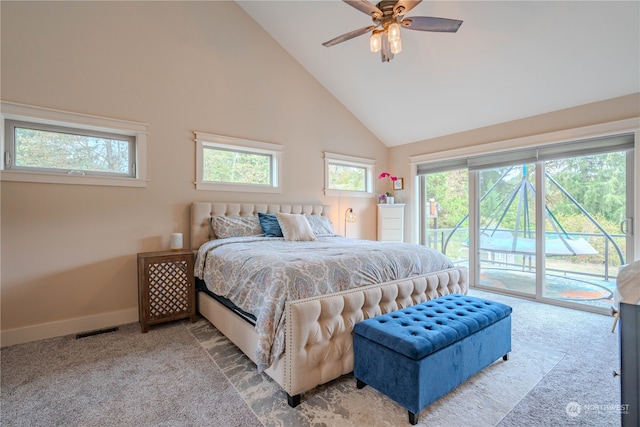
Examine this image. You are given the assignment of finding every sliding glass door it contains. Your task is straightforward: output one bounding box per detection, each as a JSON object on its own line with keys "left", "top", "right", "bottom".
{"left": 541, "top": 151, "right": 629, "bottom": 309}
{"left": 477, "top": 164, "right": 537, "bottom": 296}
{"left": 417, "top": 132, "right": 635, "bottom": 314}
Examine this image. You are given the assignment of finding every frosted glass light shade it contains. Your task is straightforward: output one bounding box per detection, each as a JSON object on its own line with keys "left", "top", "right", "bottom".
{"left": 390, "top": 36, "right": 402, "bottom": 54}
{"left": 388, "top": 23, "right": 400, "bottom": 42}
{"left": 370, "top": 33, "right": 381, "bottom": 52}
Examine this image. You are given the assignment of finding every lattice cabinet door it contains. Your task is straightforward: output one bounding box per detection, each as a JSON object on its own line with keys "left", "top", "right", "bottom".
{"left": 137, "top": 250, "right": 196, "bottom": 333}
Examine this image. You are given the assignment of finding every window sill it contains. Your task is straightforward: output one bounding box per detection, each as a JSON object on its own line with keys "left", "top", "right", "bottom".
{"left": 323, "top": 189, "right": 375, "bottom": 198}
{"left": 0, "top": 170, "right": 147, "bottom": 188}
{"left": 195, "top": 181, "right": 282, "bottom": 193}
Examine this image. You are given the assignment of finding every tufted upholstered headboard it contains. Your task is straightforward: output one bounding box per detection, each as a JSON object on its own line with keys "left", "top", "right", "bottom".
{"left": 190, "top": 202, "right": 331, "bottom": 251}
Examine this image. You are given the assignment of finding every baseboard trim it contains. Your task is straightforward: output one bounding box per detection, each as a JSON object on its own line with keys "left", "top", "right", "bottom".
{"left": 0, "top": 308, "right": 138, "bottom": 347}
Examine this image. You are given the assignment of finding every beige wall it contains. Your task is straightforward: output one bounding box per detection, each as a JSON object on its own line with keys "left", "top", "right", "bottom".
{"left": 0, "top": 1, "right": 388, "bottom": 343}
{"left": 2, "top": 1, "right": 638, "bottom": 346}
{"left": 389, "top": 94, "right": 640, "bottom": 242}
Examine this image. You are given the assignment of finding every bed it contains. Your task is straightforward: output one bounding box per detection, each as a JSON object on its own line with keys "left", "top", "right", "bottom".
{"left": 191, "top": 202, "right": 469, "bottom": 406}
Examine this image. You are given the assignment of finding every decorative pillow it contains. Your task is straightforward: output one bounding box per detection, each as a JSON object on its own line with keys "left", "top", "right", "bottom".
{"left": 210, "top": 215, "right": 263, "bottom": 239}
{"left": 305, "top": 214, "right": 336, "bottom": 237}
{"left": 275, "top": 212, "right": 316, "bottom": 241}
{"left": 258, "top": 212, "right": 283, "bottom": 237}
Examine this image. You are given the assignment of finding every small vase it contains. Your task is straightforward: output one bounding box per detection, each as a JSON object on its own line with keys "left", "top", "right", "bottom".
{"left": 386, "top": 197, "right": 395, "bottom": 204}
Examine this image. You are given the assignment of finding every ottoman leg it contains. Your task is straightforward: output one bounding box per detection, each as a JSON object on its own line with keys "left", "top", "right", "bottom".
{"left": 503, "top": 353, "right": 509, "bottom": 361}
{"left": 409, "top": 411, "right": 418, "bottom": 425}
{"left": 356, "top": 379, "right": 367, "bottom": 389}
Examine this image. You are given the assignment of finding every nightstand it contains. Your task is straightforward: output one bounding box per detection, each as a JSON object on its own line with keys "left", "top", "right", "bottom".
{"left": 137, "top": 250, "right": 196, "bottom": 333}
{"left": 377, "top": 204, "right": 405, "bottom": 242}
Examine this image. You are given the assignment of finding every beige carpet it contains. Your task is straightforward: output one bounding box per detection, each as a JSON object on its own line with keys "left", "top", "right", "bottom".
{"left": 1, "top": 322, "right": 262, "bottom": 427}
{"left": 1, "top": 289, "right": 621, "bottom": 426}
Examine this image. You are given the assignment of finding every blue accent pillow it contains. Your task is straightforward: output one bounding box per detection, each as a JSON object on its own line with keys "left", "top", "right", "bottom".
{"left": 258, "top": 212, "right": 283, "bottom": 237}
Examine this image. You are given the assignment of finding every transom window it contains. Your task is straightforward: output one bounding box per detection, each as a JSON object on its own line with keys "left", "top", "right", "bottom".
{"left": 6, "top": 120, "right": 135, "bottom": 177}
{"left": 195, "top": 132, "right": 282, "bottom": 193}
{"left": 324, "top": 152, "right": 375, "bottom": 196}
{"left": 1, "top": 101, "right": 148, "bottom": 187}
{"left": 203, "top": 147, "right": 271, "bottom": 185}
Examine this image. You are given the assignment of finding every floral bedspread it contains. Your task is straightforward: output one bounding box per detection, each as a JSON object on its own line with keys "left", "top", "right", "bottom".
{"left": 194, "top": 236, "right": 454, "bottom": 371}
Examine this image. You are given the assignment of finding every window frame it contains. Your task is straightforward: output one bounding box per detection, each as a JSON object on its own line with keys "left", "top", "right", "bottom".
{"left": 1, "top": 101, "right": 148, "bottom": 187}
{"left": 324, "top": 151, "right": 376, "bottom": 197}
{"left": 6, "top": 119, "right": 136, "bottom": 177}
{"left": 194, "top": 131, "right": 283, "bottom": 193}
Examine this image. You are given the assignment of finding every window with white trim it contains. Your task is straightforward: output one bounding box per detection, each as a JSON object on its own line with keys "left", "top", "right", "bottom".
{"left": 6, "top": 120, "right": 135, "bottom": 176}
{"left": 194, "top": 132, "right": 282, "bottom": 193}
{"left": 1, "top": 101, "right": 148, "bottom": 187}
{"left": 324, "top": 152, "right": 375, "bottom": 196}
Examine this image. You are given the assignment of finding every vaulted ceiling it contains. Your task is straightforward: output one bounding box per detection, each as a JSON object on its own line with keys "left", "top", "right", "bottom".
{"left": 238, "top": 1, "right": 640, "bottom": 147}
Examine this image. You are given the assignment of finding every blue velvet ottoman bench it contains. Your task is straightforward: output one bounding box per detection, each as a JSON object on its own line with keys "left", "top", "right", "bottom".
{"left": 353, "top": 294, "right": 512, "bottom": 425}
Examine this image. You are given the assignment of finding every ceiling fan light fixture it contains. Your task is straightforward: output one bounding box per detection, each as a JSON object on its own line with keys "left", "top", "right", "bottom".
{"left": 323, "top": 0, "right": 463, "bottom": 63}
{"left": 390, "top": 36, "right": 402, "bottom": 54}
{"left": 387, "top": 22, "right": 400, "bottom": 42}
{"left": 370, "top": 32, "right": 381, "bottom": 52}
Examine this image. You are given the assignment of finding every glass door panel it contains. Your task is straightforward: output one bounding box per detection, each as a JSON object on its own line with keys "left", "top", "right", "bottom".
{"left": 420, "top": 170, "right": 469, "bottom": 267}
{"left": 542, "top": 152, "right": 628, "bottom": 310}
{"left": 477, "top": 164, "right": 537, "bottom": 295}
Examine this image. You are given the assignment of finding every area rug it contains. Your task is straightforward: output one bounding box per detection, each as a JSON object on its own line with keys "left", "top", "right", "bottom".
{"left": 187, "top": 290, "right": 565, "bottom": 427}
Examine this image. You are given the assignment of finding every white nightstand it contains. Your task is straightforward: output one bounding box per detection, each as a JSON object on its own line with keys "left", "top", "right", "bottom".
{"left": 377, "top": 204, "right": 405, "bottom": 242}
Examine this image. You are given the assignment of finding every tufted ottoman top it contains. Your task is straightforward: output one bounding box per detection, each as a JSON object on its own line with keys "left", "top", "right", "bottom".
{"left": 354, "top": 294, "right": 512, "bottom": 360}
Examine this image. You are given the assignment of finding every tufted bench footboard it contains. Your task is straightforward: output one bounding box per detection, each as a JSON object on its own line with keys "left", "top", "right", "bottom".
{"left": 353, "top": 294, "right": 512, "bottom": 425}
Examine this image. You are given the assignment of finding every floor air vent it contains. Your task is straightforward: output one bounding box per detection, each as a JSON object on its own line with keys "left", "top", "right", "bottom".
{"left": 75, "top": 327, "right": 119, "bottom": 339}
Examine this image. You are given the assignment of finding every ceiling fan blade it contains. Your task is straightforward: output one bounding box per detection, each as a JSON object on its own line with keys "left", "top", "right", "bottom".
{"left": 393, "top": 0, "right": 422, "bottom": 17}
{"left": 322, "top": 25, "right": 378, "bottom": 47}
{"left": 400, "top": 16, "right": 463, "bottom": 32}
{"left": 343, "top": 0, "right": 383, "bottom": 20}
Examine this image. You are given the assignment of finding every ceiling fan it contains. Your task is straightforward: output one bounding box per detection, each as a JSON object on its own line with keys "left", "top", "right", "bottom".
{"left": 322, "top": 0, "right": 463, "bottom": 62}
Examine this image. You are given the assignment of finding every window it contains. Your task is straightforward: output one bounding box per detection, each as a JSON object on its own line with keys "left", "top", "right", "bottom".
{"left": 195, "top": 132, "right": 282, "bottom": 193}
{"left": 328, "top": 163, "right": 366, "bottom": 190}
{"left": 413, "top": 124, "right": 637, "bottom": 315}
{"left": 324, "top": 152, "right": 375, "bottom": 196}
{"left": 7, "top": 120, "right": 135, "bottom": 176}
{"left": 1, "top": 101, "right": 147, "bottom": 187}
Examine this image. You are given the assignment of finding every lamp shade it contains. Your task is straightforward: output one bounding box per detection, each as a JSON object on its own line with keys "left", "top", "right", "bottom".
{"left": 170, "top": 233, "right": 183, "bottom": 250}
{"left": 345, "top": 208, "right": 357, "bottom": 223}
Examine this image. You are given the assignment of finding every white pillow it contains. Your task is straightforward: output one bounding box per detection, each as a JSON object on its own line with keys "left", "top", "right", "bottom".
{"left": 275, "top": 212, "right": 317, "bottom": 241}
